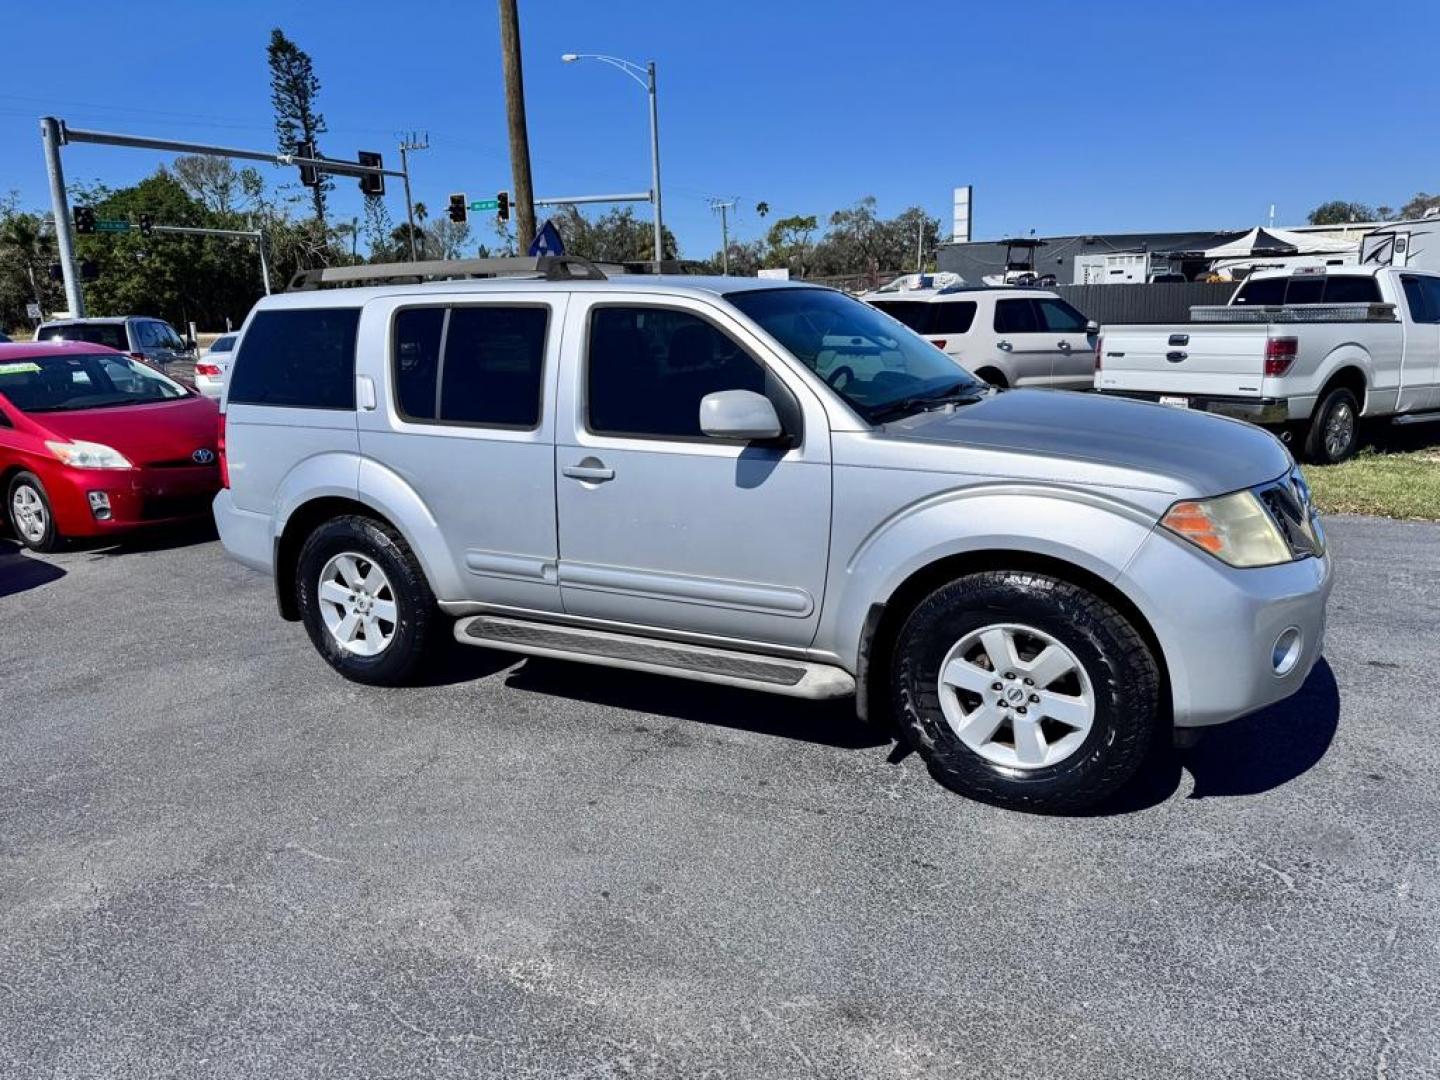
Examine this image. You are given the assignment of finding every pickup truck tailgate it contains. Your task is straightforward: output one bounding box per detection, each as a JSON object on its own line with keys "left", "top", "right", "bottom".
{"left": 1096, "top": 324, "right": 1269, "bottom": 397}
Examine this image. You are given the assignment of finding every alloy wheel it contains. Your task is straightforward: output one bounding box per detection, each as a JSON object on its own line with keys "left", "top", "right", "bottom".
{"left": 936, "top": 622, "right": 1095, "bottom": 770}
{"left": 1324, "top": 402, "right": 1355, "bottom": 461}
{"left": 317, "top": 552, "right": 399, "bottom": 657}
{"left": 11, "top": 485, "right": 48, "bottom": 545}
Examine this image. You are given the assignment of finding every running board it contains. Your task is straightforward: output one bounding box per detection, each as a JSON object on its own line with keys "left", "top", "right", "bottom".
{"left": 454, "top": 615, "right": 855, "bottom": 699}
{"left": 1392, "top": 411, "right": 1440, "bottom": 426}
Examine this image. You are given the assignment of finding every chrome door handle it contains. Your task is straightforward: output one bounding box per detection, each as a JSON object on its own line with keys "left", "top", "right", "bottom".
{"left": 996, "top": 340, "right": 1013, "bottom": 351}
{"left": 563, "top": 461, "right": 615, "bottom": 482}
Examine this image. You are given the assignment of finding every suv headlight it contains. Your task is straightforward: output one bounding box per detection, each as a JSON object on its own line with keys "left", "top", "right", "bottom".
{"left": 45, "top": 439, "right": 134, "bottom": 469}
{"left": 1161, "top": 490, "right": 1293, "bottom": 567}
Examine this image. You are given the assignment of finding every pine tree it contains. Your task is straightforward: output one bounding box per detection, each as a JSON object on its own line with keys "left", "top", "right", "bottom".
{"left": 267, "top": 29, "right": 330, "bottom": 225}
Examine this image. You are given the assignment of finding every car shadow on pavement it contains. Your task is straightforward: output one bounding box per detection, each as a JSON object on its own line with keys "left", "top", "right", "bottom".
{"left": 0, "top": 538, "right": 66, "bottom": 598}
{"left": 502, "top": 656, "right": 891, "bottom": 750}
{"left": 1088, "top": 658, "right": 1341, "bottom": 815}
{"left": 79, "top": 519, "right": 219, "bottom": 556}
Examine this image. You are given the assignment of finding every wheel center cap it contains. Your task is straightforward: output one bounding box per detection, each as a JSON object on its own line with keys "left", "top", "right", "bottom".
{"left": 1005, "top": 686, "right": 1027, "bottom": 705}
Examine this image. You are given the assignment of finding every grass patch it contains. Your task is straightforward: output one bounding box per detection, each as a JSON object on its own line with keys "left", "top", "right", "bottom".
{"left": 1306, "top": 429, "right": 1440, "bottom": 521}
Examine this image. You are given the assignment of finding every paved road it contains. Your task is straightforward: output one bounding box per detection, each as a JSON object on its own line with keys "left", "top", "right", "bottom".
{"left": 1, "top": 517, "right": 1437, "bottom": 1079}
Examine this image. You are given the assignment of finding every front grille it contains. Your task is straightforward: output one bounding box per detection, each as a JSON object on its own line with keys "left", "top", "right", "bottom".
{"left": 1256, "top": 470, "right": 1324, "bottom": 559}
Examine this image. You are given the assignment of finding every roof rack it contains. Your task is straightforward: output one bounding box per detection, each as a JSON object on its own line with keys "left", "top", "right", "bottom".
{"left": 286, "top": 254, "right": 606, "bottom": 291}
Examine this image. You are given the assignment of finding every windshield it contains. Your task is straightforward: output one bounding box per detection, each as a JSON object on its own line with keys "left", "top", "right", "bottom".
{"left": 37, "top": 323, "right": 129, "bottom": 351}
{"left": 726, "top": 287, "right": 983, "bottom": 421}
{"left": 0, "top": 352, "right": 189, "bottom": 412}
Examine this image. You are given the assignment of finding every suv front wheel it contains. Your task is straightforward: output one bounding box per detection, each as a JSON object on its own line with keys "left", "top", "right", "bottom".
{"left": 891, "top": 569, "right": 1159, "bottom": 812}
{"left": 296, "top": 515, "right": 438, "bottom": 685}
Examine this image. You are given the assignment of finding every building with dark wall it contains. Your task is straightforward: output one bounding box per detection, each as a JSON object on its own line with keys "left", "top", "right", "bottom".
{"left": 937, "top": 230, "right": 1241, "bottom": 285}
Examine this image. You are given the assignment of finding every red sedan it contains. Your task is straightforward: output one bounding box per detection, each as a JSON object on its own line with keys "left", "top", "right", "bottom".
{"left": 0, "top": 341, "right": 221, "bottom": 551}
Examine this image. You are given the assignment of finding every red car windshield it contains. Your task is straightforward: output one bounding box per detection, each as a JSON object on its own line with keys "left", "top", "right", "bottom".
{"left": 0, "top": 353, "right": 188, "bottom": 412}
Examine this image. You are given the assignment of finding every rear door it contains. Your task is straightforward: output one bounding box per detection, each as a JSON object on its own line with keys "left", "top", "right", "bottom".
{"left": 1398, "top": 275, "right": 1440, "bottom": 409}
{"left": 991, "top": 298, "right": 1052, "bottom": 385}
{"left": 356, "top": 293, "right": 565, "bottom": 611}
{"left": 1033, "top": 296, "right": 1096, "bottom": 389}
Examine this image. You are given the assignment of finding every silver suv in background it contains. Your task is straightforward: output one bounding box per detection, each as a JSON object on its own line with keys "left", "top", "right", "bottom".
{"left": 36, "top": 316, "right": 194, "bottom": 369}
{"left": 861, "top": 285, "right": 1098, "bottom": 390}
{"left": 214, "top": 258, "right": 1331, "bottom": 812}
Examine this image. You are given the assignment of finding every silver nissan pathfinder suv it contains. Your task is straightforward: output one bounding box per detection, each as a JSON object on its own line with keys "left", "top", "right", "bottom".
{"left": 214, "top": 257, "right": 1332, "bottom": 812}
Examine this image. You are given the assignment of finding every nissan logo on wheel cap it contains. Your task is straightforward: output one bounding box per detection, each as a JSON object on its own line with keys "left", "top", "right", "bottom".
{"left": 192, "top": 448, "right": 216, "bottom": 465}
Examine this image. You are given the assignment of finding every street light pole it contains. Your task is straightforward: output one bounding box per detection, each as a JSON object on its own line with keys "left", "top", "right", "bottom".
{"left": 562, "top": 53, "right": 665, "bottom": 273}
{"left": 40, "top": 116, "right": 84, "bottom": 317}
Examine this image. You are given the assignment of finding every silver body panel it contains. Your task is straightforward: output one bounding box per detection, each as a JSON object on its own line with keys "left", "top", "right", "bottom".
{"left": 216, "top": 275, "right": 1331, "bottom": 730}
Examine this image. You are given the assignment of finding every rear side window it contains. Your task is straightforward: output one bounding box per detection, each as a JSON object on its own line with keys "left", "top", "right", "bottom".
{"left": 993, "top": 298, "right": 1040, "bottom": 333}
{"left": 869, "top": 301, "right": 930, "bottom": 332}
{"left": 392, "top": 305, "right": 548, "bottom": 428}
{"left": 930, "top": 301, "right": 977, "bottom": 334}
{"left": 1322, "top": 276, "right": 1381, "bottom": 304}
{"left": 1234, "top": 277, "right": 1286, "bottom": 305}
{"left": 36, "top": 323, "right": 129, "bottom": 350}
{"left": 228, "top": 308, "right": 359, "bottom": 409}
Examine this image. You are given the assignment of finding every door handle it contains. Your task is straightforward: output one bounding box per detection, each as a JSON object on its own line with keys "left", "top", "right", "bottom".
{"left": 563, "top": 460, "right": 615, "bottom": 483}
{"left": 996, "top": 340, "right": 1013, "bottom": 351}
{"left": 1057, "top": 341, "right": 1072, "bottom": 350}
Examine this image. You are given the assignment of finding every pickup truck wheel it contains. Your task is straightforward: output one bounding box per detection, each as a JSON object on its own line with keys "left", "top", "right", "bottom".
{"left": 296, "top": 515, "right": 437, "bottom": 686}
{"left": 1302, "top": 386, "right": 1360, "bottom": 464}
{"left": 892, "top": 570, "right": 1159, "bottom": 812}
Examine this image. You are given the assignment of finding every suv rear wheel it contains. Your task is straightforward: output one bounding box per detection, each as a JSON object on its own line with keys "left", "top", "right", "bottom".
{"left": 891, "top": 569, "right": 1159, "bottom": 812}
{"left": 296, "top": 515, "right": 438, "bottom": 685}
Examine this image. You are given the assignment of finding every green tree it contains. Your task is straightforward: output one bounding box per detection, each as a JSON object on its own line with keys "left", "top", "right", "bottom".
{"left": 763, "top": 214, "right": 817, "bottom": 275}
{"left": 1307, "top": 200, "right": 1376, "bottom": 225}
{"left": 549, "top": 204, "right": 678, "bottom": 263}
{"left": 1399, "top": 192, "right": 1440, "bottom": 219}
{"left": 268, "top": 28, "right": 330, "bottom": 224}
{"left": 0, "top": 195, "right": 59, "bottom": 332}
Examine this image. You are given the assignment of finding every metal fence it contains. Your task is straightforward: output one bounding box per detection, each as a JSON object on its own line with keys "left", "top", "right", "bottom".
{"left": 1053, "top": 282, "right": 1237, "bottom": 326}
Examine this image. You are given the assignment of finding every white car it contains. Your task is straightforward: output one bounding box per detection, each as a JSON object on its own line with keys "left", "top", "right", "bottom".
{"left": 195, "top": 333, "right": 237, "bottom": 400}
{"left": 861, "top": 286, "right": 1098, "bottom": 390}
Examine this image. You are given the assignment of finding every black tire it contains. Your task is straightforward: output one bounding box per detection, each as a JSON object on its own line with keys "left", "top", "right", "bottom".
{"left": 296, "top": 514, "right": 438, "bottom": 686}
{"left": 892, "top": 570, "right": 1159, "bottom": 813}
{"left": 6, "top": 471, "right": 61, "bottom": 553}
{"left": 975, "top": 367, "right": 1008, "bottom": 388}
{"left": 1302, "top": 386, "right": 1361, "bottom": 464}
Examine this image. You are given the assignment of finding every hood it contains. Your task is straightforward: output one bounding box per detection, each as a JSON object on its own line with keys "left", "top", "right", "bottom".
{"left": 36, "top": 394, "right": 220, "bottom": 467}
{"left": 879, "top": 389, "right": 1293, "bottom": 498}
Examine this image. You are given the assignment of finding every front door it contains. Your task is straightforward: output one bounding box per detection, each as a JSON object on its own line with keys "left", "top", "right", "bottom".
{"left": 554, "top": 296, "right": 832, "bottom": 648}
{"left": 1033, "top": 296, "right": 1098, "bottom": 389}
{"left": 990, "top": 297, "right": 1053, "bottom": 386}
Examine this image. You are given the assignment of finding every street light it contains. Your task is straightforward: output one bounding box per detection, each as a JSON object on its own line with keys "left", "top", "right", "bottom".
{"left": 562, "top": 52, "right": 664, "bottom": 274}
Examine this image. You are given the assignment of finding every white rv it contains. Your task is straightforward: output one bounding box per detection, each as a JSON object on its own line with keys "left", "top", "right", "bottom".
{"left": 1361, "top": 213, "right": 1440, "bottom": 274}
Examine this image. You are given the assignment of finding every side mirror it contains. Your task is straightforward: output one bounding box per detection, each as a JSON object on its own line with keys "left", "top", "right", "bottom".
{"left": 699, "top": 389, "right": 783, "bottom": 441}
{"left": 1085, "top": 320, "right": 1099, "bottom": 335}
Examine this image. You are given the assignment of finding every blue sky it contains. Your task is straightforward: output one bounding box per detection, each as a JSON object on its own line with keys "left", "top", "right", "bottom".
{"left": 3, "top": 0, "right": 1438, "bottom": 256}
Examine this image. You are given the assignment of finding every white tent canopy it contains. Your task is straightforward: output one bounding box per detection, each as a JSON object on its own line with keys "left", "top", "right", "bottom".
{"left": 1200, "top": 227, "right": 1357, "bottom": 258}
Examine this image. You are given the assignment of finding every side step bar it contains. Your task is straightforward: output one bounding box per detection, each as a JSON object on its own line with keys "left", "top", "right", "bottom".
{"left": 454, "top": 615, "right": 855, "bottom": 700}
{"left": 1392, "top": 411, "right": 1440, "bottom": 426}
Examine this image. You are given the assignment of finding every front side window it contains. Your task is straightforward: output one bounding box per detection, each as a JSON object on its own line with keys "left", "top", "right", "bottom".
{"left": 227, "top": 308, "right": 359, "bottom": 409}
{"left": 1400, "top": 276, "right": 1431, "bottom": 322}
{"left": 993, "top": 298, "right": 1040, "bottom": 334}
{"left": 392, "top": 305, "right": 548, "bottom": 428}
{"left": 1035, "top": 298, "right": 1090, "bottom": 333}
{"left": 1417, "top": 277, "right": 1440, "bottom": 325}
{"left": 587, "top": 306, "right": 771, "bottom": 439}
{"left": 0, "top": 352, "right": 188, "bottom": 412}
{"left": 726, "top": 287, "right": 983, "bottom": 423}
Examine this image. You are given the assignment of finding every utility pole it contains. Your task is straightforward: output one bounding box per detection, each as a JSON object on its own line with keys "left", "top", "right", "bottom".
{"left": 398, "top": 131, "right": 428, "bottom": 262}
{"left": 709, "top": 198, "right": 736, "bottom": 275}
{"left": 497, "top": 0, "right": 537, "bottom": 252}
{"left": 646, "top": 61, "right": 663, "bottom": 274}
{"left": 40, "top": 117, "right": 84, "bottom": 316}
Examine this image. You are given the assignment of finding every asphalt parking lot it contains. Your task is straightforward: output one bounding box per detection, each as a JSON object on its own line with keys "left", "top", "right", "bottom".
{"left": 1, "top": 516, "right": 1437, "bottom": 1079}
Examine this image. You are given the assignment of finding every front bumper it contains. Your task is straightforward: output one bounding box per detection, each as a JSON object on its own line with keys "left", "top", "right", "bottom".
{"left": 1098, "top": 389, "right": 1290, "bottom": 426}
{"left": 49, "top": 464, "right": 221, "bottom": 536}
{"left": 1122, "top": 527, "right": 1333, "bottom": 727}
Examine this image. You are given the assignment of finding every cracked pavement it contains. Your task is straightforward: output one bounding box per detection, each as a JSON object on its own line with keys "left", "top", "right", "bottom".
{"left": 0, "top": 516, "right": 1437, "bottom": 1078}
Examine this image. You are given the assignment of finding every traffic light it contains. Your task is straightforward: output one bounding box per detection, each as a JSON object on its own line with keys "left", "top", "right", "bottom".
{"left": 138, "top": 213, "right": 153, "bottom": 237}
{"left": 296, "top": 140, "right": 318, "bottom": 187}
{"left": 357, "top": 151, "right": 384, "bottom": 197}
{"left": 448, "top": 193, "right": 468, "bottom": 224}
{"left": 73, "top": 206, "right": 95, "bottom": 235}
{"left": 497, "top": 191, "right": 510, "bottom": 222}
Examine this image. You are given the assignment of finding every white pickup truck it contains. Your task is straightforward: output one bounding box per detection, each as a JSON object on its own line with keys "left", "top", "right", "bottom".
{"left": 1094, "top": 266, "right": 1440, "bottom": 462}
